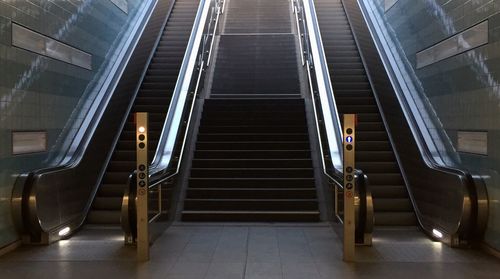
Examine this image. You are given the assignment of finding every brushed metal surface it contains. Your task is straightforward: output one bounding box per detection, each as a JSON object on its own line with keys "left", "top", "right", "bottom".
{"left": 416, "top": 21, "right": 488, "bottom": 69}
{"left": 12, "top": 23, "right": 92, "bottom": 70}
{"left": 11, "top": 131, "right": 47, "bottom": 155}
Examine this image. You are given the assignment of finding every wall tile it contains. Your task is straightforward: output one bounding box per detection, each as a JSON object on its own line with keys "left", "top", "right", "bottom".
{"left": 0, "top": 0, "right": 154, "bottom": 247}
{"left": 364, "top": 0, "right": 500, "bottom": 250}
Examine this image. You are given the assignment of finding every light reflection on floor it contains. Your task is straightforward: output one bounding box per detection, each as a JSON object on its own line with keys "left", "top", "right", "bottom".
{"left": 0, "top": 224, "right": 498, "bottom": 279}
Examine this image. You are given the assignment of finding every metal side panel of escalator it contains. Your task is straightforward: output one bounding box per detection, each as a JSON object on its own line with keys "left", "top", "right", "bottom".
{"left": 312, "top": 0, "right": 487, "bottom": 245}
{"left": 11, "top": 0, "right": 201, "bottom": 244}
{"left": 87, "top": 0, "right": 200, "bottom": 225}
{"left": 314, "top": 0, "right": 415, "bottom": 226}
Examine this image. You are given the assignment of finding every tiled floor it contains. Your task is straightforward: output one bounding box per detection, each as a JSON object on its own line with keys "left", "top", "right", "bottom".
{"left": 0, "top": 223, "right": 499, "bottom": 279}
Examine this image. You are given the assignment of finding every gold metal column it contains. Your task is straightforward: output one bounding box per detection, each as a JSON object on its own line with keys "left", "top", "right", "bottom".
{"left": 343, "top": 114, "right": 356, "bottom": 262}
{"left": 136, "top": 112, "right": 149, "bottom": 261}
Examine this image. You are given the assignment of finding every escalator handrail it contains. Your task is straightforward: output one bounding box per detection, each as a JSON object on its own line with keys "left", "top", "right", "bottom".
{"left": 10, "top": 0, "right": 172, "bottom": 242}
{"left": 148, "top": 0, "right": 215, "bottom": 178}
{"left": 121, "top": 0, "right": 222, "bottom": 238}
{"left": 296, "top": 0, "right": 373, "bottom": 237}
{"left": 297, "top": 0, "right": 344, "bottom": 173}
{"left": 342, "top": 0, "right": 488, "bottom": 243}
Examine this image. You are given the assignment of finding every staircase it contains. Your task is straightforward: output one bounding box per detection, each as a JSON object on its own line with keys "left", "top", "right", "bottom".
{"left": 182, "top": 99, "right": 320, "bottom": 222}
{"left": 314, "top": 0, "right": 415, "bottom": 226}
{"left": 87, "top": 0, "right": 199, "bottom": 225}
{"left": 181, "top": 0, "right": 320, "bottom": 222}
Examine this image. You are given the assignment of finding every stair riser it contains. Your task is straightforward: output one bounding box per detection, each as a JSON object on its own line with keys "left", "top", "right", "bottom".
{"left": 194, "top": 150, "right": 312, "bottom": 159}
{"left": 190, "top": 169, "right": 314, "bottom": 178}
{"left": 196, "top": 142, "right": 310, "bottom": 150}
{"left": 197, "top": 134, "right": 309, "bottom": 141}
{"left": 191, "top": 159, "right": 313, "bottom": 168}
{"left": 189, "top": 179, "right": 315, "bottom": 188}
{"left": 198, "top": 122, "right": 306, "bottom": 130}
{"left": 182, "top": 213, "right": 320, "bottom": 222}
{"left": 184, "top": 200, "right": 318, "bottom": 211}
{"left": 186, "top": 189, "right": 317, "bottom": 199}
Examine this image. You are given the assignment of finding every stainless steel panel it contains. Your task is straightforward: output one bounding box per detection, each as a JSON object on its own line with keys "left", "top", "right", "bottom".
{"left": 457, "top": 131, "right": 488, "bottom": 155}
{"left": 12, "top": 23, "right": 93, "bottom": 70}
{"left": 416, "top": 21, "right": 488, "bottom": 69}
{"left": 12, "top": 131, "right": 47, "bottom": 155}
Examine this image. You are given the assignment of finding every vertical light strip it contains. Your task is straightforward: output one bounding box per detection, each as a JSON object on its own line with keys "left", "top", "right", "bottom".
{"left": 416, "top": 20, "right": 488, "bottom": 69}
{"left": 11, "top": 23, "right": 92, "bottom": 70}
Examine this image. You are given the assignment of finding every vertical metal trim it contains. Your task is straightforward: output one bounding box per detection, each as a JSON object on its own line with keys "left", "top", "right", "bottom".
{"left": 343, "top": 114, "right": 356, "bottom": 262}
{"left": 136, "top": 112, "right": 149, "bottom": 261}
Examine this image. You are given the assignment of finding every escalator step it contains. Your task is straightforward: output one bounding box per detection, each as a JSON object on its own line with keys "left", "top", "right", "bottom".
{"left": 194, "top": 150, "right": 312, "bottom": 159}
{"left": 89, "top": 0, "right": 198, "bottom": 225}
{"left": 197, "top": 133, "right": 309, "bottom": 141}
{"left": 367, "top": 173, "right": 404, "bottom": 185}
{"left": 356, "top": 141, "right": 391, "bottom": 151}
{"left": 182, "top": 211, "right": 320, "bottom": 222}
{"left": 370, "top": 185, "right": 409, "bottom": 199}
{"left": 86, "top": 210, "right": 121, "bottom": 225}
{"left": 186, "top": 188, "right": 317, "bottom": 199}
{"left": 184, "top": 199, "right": 319, "bottom": 211}
{"left": 190, "top": 168, "right": 314, "bottom": 178}
{"left": 191, "top": 159, "right": 313, "bottom": 168}
{"left": 356, "top": 151, "right": 395, "bottom": 162}
{"left": 316, "top": 0, "right": 415, "bottom": 226}
{"left": 374, "top": 212, "right": 417, "bottom": 226}
{"left": 196, "top": 141, "right": 310, "bottom": 150}
{"left": 92, "top": 197, "right": 123, "bottom": 210}
{"left": 97, "top": 184, "right": 127, "bottom": 197}
{"left": 373, "top": 198, "right": 413, "bottom": 211}
{"left": 356, "top": 131, "right": 388, "bottom": 141}
{"left": 188, "top": 177, "right": 316, "bottom": 188}
{"left": 198, "top": 125, "right": 307, "bottom": 133}
{"left": 356, "top": 162, "right": 400, "bottom": 173}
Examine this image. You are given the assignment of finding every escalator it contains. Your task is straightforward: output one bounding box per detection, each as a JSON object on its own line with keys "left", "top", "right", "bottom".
{"left": 180, "top": 0, "right": 320, "bottom": 221}
{"left": 314, "top": 0, "right": 416, "bottom": 226}
{"left": 87, "top": 0, "right": 199, "bottom": 225}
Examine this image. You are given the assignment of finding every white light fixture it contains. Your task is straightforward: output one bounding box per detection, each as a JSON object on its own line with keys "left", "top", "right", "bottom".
{"left": 138, "top": 126, "right": 146, "bottom": 133}
{"left": 432, "top": 229, "right": 443, "bottom": 239}
{"left": 58, "top": 227, "right": 71, "bottom": 237}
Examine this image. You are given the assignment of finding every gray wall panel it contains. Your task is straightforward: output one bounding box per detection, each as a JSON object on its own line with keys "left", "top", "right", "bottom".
{"left": 0, "top": 0, "right": 155, "bottom": 248}
{"left": 362, "top": 0, "right": 500, "bottom": 250}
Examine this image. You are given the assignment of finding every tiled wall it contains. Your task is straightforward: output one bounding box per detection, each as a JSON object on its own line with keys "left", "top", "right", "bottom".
{"left": 0, "top": 0, "right": 154, "bottom": 248}
{"left": 362, "top": 0, "right": 500, "bottom": 249}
